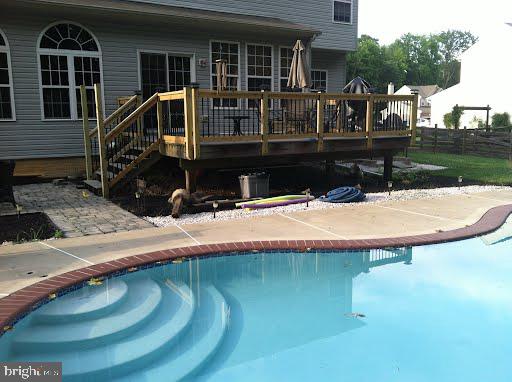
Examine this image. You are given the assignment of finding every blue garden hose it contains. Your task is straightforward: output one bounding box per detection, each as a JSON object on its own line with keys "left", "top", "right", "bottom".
{"left": 319, "top": 187, "right": 366, "bottom": 203}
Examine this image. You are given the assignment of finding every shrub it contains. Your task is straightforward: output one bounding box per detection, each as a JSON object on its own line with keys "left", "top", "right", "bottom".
{"left": 491, "top": 112, "right": 511, "bottom": 128}
{"left": 443, "top": 113, "right": 453, "bottom": 128}
{"left": 451, "top": 105, "right": 464, "bottom": 129}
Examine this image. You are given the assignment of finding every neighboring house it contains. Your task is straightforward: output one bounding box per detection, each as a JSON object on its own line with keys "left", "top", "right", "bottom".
{"left": 394, "top": 85, "right": 442, "bottom": 127}
{"left": 0, "top": 0, "right": 358, "bottom": 176}
{"left": 429, "top": 23, "right": 512, "bottom": 129}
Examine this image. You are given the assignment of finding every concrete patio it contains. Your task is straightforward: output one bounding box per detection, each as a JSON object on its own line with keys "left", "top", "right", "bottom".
{"left": 1, "top": 188, "right": 511, "bottom": 296}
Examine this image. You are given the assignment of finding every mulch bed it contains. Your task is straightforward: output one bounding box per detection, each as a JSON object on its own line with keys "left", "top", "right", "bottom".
{"left": 0, "top": 213, "right": 58, "bottom": 244}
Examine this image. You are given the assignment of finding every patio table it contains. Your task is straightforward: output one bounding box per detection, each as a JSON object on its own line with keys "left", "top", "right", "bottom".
{"left": 224, "top": 115, "right": 250, "bottom": 136}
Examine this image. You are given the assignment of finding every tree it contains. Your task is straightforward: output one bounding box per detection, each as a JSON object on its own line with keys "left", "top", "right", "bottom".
{"left": 443, "top": 113, "right": 453, "bottom": 129}
{"left": 451, "top": 105, "right": 464, "bottom": 129}
{"left": 347, "top": 35, "right": 384, "bottom": 90}
{"left": 436, "top": 30, "right": 478, "bottom": 88}
{"left": 491, "top": 112, "right": 511, "bottom": 128}
{"left": 346, "top": 30, "right": 478, "bottom": 92}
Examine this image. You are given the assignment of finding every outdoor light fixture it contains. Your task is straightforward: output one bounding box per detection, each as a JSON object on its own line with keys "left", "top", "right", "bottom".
{"left": 135, "top": 191, "right": 141, "bottom": 200}
{"left": 213, "top": 200, "right": 219, "bottom": 219}
{"left": 458, "top": 176, "right": 463, "bottom": 189}
{"left": 387, "top": 181, "right": 393, "bottom": 196}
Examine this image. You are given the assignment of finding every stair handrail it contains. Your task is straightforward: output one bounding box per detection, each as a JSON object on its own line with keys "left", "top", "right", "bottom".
{"left": 105, "top": 93, "right": 159, "bottom": 143}
{"left": 88, "top": 94, "right": 139, "bottom": 138}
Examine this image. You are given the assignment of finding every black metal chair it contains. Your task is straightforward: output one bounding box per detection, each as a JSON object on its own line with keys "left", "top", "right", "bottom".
{"left": 0, "top": 160, "right": 16, "bottom": 206}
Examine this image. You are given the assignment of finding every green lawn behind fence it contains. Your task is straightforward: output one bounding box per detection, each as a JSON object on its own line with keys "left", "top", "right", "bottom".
{"left": 408, "top": 151, "right": 512, "bottom": 185}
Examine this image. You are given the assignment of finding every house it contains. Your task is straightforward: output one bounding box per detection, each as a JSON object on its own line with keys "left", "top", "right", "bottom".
{"left": 429, "top": 23, "right": 512, "bottom": 129}
{"left": 0, "top": 0, "right": 358, "bottom": 177}
{"left": 394, "top": 85, "right": 442, "bottom": 127}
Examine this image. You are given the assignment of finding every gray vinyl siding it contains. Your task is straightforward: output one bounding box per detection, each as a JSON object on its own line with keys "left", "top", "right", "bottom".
{"left": 0, "top": 6, "right": 348, "bottom": 160}
{"left": 135, "top": 0, "right": 359, "bottom": 51}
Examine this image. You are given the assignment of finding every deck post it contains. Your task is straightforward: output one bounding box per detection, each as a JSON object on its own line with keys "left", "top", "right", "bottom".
{"left": 156, "top": 98, "right": 164, "bottom": 152}
{"left": 135, "top": 92, "right": 143, "bottom": 137}
{"left": 366, "top": 95, "right": 374, "bottom": 151}
{"left": 185, "top": 169, "right": 197, "bottom": 193}
{"left": 410, "top": 93, "right": 419, "bottom": 146}
{"left": 191, "top": 84, "right": 201, "bottom": 159}
{"left": 183, "top": 87, "right": 195, "bottom": 160}
{"left": 316, "top": 93, "right": 325, "bottom": 152}
{"left": 80, "top": 85, "right": 93, "bottom": 180}
{"left": 94, "top": 83, "right": 109, "bottom": 199}
{"left": 383, "top": 153, "right": 393, "bottom": 182}
{"left": 260, "top": 90, "right": 269, "bottom": 155}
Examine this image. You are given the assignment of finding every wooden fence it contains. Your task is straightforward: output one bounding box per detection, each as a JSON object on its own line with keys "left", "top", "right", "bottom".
{"left": 417, "top": 125, "right": 512, "bottom": 160}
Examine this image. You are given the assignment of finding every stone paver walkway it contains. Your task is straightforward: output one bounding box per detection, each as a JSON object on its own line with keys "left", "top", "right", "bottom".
{"left": 10, "top": 183, "right": 152, "bottom": 238}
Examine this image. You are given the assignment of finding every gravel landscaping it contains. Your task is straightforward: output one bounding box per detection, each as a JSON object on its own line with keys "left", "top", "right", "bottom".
{"left": 145, "top": 185, "right": 511, "bottom": 227}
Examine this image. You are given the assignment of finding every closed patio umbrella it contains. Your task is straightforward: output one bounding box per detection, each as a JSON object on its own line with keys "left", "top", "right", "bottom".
{"left": 342, "top": 76, "right": 372, "bottom": 94}
{"left": 341, "top": 76, "right": 372, "bottom": 131}
{"left": 287, "top": 40, "right": 311, "bottom": 90}
{"left": 215, "top": 59, "right": 228, "bottom": 91}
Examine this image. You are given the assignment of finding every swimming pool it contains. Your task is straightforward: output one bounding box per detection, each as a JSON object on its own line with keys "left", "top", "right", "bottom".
{"left": 1, "top": 224, "right": 511, "bottom": 381}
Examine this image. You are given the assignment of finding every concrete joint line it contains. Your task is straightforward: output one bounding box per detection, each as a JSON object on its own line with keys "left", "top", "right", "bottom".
{"left": 174, "top": 224, "right": 201, "bottom": 245}
{"left": 375, "top": 205, "right": 461, "bottom": 222}
{"left": 278, "top": 213, "right": 349, "bottom": 240}
{"left": 39, "top": 241, "right": 95, "bottom": 265}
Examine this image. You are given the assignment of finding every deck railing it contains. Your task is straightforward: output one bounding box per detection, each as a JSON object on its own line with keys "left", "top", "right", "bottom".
{"left": 82, "top": 85, "right": 418, "bottom": 197}
{"left": 159, "top": 88, "right": 418, "bottom": 159}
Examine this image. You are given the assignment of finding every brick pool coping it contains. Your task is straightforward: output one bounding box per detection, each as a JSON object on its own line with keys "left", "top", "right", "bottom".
{"left": 1, "top": 203, "right": 511, "bottom": 335}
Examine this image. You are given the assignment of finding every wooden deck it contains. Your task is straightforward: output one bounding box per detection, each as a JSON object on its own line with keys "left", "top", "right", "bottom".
{"left": 82, "top": 85, "right": 418, "bottom": 197}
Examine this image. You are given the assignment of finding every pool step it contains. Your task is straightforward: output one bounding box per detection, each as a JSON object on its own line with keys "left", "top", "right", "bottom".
{"left": 33, "top": 279, "right": 128, "bottom": 324}
{"left": 13, "top": 280, "right": 196, "bottom": 381}
{"left": 120, "top": 284, "right": 230, "bottom": 381}
{"left": 12, "top": 277, "right": 162, "bottom": 352}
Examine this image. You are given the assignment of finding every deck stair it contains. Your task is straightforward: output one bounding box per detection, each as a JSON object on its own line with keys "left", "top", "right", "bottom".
{"left": 81, "top": 86, "right": 162, "bottom": 198}
{"left": 6, "top": 274, "right": 230, "bottom": 381}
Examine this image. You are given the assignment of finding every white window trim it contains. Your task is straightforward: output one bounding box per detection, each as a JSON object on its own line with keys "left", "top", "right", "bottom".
{"left": 332, "top": 0, "right": 353, "bottom": 25}
{"left": 136, "top": 49, "right": 197, "bottom": 94}
{"left": 245, "top": 43, "right": 274, "bottom": 92}
{"left": 36, "top": 21, "right": 105, "bottom": 122}
{"left": 278, "top": 45, "right": 293, "bottom": 92}
{"left": 209, "top": 39, "right": 241, "bottom": 109}
{"left": 0, "top": 28, "right": 16, "bottom": 121}
{"left": 311, "top": 69, "right": 329, "bottom": 92}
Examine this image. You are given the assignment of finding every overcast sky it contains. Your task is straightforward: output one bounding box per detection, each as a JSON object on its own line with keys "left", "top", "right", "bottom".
{"left": 358, "top": 0, "right": 512, "bottom": 44}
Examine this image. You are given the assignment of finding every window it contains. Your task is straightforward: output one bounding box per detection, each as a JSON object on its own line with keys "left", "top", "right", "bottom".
{"left": 247, "top": 44, "right": 272, "bottom": 107}
{"left": 0, "top": 29, "right": 15, "bottom": 120}
{"left": 333, "top": 0, "right": 352, "bottom": 24}
{"left": 139, "top": 52, "right": 194, "bottom": 134}
{"left": 279, "top": 47, "right": 293, "bottom": 92}
{"left": 38, "top": 22, "right": 102, "bottom": 120}
{"left": 311, "top": 70, "right": 328, "bottom": 92}
{"left": 210, "top": 41, "right": 239, "bottom": 107}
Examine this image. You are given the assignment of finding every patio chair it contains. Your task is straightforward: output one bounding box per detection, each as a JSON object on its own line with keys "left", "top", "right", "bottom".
{"left": 0, "top": 160, "right": 16, "bottom": 206}
{"left": 283, "top": 99, "right": 316, "bottom": 134}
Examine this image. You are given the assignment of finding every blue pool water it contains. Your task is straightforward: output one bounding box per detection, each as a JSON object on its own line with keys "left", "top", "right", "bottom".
{"left": 1, "top": 223, "right": 512, "bottom": 381}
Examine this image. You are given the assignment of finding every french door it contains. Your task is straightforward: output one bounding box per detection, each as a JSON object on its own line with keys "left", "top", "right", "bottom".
{"left": 140, "top": 52, "right": 192, "bottom": 135}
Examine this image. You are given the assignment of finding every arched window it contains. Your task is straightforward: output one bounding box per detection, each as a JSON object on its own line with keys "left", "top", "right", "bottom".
{"left": 38, "top": 22, "right": 102, "bottom": 120}
{"left": 0, "top": 28, "right": 15, "bottom": 121}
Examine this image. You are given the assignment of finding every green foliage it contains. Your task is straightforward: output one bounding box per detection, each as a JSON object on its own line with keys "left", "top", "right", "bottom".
{"left": 347, "top": 30, "right": 477, "bottom": 91}
{"left": 409, "top": 151, "right": 512, "bottom": 185}
{"left": 443, "top": 113, "right": 453, "bottom": 128}
{"left": 491, "top": 112, "right": 511, "bottom": 128}
{"left": 470, "top": 116, "right": 485, "bottom": 129}
{"left": 451, "top": 105, "right": 464, "bottom": 129}
{"left": 53, "top": 230, "right": 64, "bottom": 239}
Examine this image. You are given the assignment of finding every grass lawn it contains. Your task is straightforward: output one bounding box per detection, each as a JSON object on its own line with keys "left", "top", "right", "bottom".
{"left": 408, "top": 151, "right": 512, "bottom": 185}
